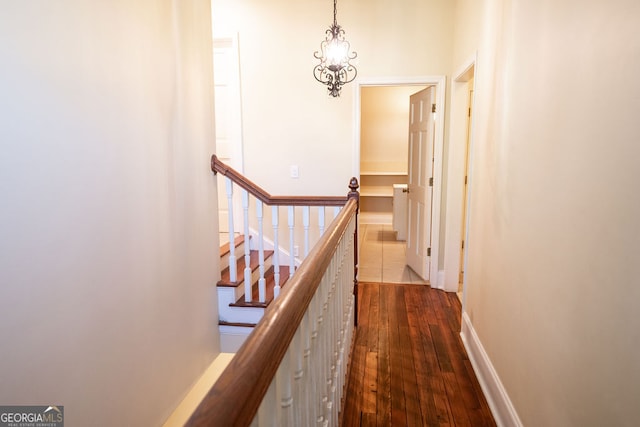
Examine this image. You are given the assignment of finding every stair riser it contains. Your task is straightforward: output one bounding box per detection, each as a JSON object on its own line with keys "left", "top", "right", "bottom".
{"left": 220, "top": 307, "right": 264, "bottom": 325}
{"left": 219, "top": 325, "right": 253, "bottom": 353}
{"left": 220, "top": 241, "right": 247, "bottom": 272}
{"left": 224, "top": 257, "right": 275, "bottom": 301}
{"left": 217, "top": 234, "right": 290, "bottom": 329}
{"left": 243, "top": 257, "right": 274, "bottom": 297}
{"left": 221, "top": 251, "right": 276, "bottom": 288}
{"left": 217, "top": 287, "right": 239, "bottom": 309}
{"left": 217, "top": 287, "right": 265, "bottom": 324}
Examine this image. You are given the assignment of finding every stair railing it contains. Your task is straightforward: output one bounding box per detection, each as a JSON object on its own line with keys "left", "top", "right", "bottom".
{"left": 213, "top": 154, "right": 357, "bottom": 304}
{"left": 187, "top": 160, "right": 360, "bottom": 426}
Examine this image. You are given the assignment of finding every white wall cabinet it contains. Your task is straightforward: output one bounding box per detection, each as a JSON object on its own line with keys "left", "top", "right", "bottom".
{"left": 392, "top": 184, "right": 408, "bottom": 240}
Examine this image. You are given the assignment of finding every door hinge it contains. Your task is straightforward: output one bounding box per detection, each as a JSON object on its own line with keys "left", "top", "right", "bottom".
{"left": 429, "top": 177, "right": 433, "bottom": 187}
{"left": 461, "top": 240, "right": 465, "bottom": 249}
{"left": 465, "top": 175, "right": 468, "bottom": 185}
{"left": 468, "top": 107, "right": 471, "bottom": 117}
{"left": 432, "top": 104, "right": 436, "bottom": 113}
{"left": 427, "top": 247, "right": 431, "bottom": 257}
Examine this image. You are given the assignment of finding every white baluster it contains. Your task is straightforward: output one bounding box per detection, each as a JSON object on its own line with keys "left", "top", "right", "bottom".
{"left": 330, "top": 256, "right": 340, "bottom": 427}
{"left": 292, "top": 326, "right": 306, "bottom": 426}
{"left": 302, "top": 308, "right": 314, "bottom": 427}
{"left": 329, "top": 260, "right": 337, "bottom": 423}
{"left": 276, "top": 350, "right": 294, "bottom": 427}
{"left": 317, "top": 277, "right": 328, "bottom": 427}
{"left": 288, "top": 206, "right": 295, "bottom": 278}
{"left": 257, "top": 201, "right": 266, "bottom": 303}
{"left": 272, "top": 206, "right": 281, "bottom": 298}
{"left": 303, "top": 206, "right": 310, "bottom": 258}
{"left": 309, "top": 293, "right": 321, "bottom": 426}
{"left": 342, "top": 223, "right": 356, "bottom": 410}
{"left": 325, "top": 265, "right": 336, "bottom": 427}
{"left": 247, "top": 213, "right": 360, "bottom": 427}
{"left": 337, "top": 232, "right": 355, "bottom": 417}
{"left": 333, "top": 206, "right": 340, "bottom": 220}
{"left": 258, "top": 380, "right": 278, "bottom": 426}
{"left": 243, "top": 190, "right": 252, "bottom": 303}
{"left": 226, "top": 178, "right": 237, "bottom": 283}
{"left": 318, "top": 207, "right": 325, "bottom": 236}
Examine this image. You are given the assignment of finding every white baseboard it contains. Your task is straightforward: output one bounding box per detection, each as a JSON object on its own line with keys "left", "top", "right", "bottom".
{"left": 247, "top": 227, "right": 301, "bottom": 268}
{"left": 460, "top": 312, "right": 523, "bottom": 427}
{"left": 436, "top": 269, "right": 445, "bottom": 290}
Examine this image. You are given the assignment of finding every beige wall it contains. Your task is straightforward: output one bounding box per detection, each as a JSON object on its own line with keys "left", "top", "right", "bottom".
{"left": 0, "top": 1, "right": 219, "bottom": 425}
{"left": 361, "top": 85, "right": 419, "bottom": 170}
{"left": 212, "top": 0, "right": 455, "bottom": 196}
{"left": 457, "top": 0, "right": 640, "bottom": 425}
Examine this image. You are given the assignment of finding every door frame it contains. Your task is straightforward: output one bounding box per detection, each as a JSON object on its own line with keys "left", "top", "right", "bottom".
{"left": 213, "top": 34, "right": 244, "bottom": 233}
{"left": 353, "top": 76, "right": 446, "bottom": 289}
{"left": 443, "top": 54, "right": 477, "bottom": 298}
{"left": 213, "top": 33, "right": 244, "bottom": 172}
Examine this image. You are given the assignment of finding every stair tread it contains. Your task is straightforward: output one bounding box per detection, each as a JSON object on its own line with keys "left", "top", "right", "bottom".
{"left": 219, "top": 320, "right": 256, "bottom": 327}
{"left": 218, "top": 249, "right": 275, "bottom": 287}
{"left": 219, "top": 234, "right": 245, "bottom": 258}
{"left": 230, "top": 265, "right": 291, "bottom": 308}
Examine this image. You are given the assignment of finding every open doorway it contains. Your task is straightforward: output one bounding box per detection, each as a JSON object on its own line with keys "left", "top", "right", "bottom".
{"left": 354, "top": 77, "right": 446, "bottom": 289}
{"left": 358, "top": 85, "right": 420, "bottom": 225}
{"left": 358, "top": 85, "right": 427, "bottom": 284}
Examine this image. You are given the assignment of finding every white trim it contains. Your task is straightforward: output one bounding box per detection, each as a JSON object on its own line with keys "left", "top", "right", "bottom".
{"left": 247, "top": 227, "right": 301, "bottom": 267}
{"left": 443, "top": 53, "right": 478, "bottom": 294}
{"left": 213, "top": 34, "right": 244, "bottom": 234}
{"left": 353, "top": 76, "right": 447, "bottom": 288}
{"left": 213, "top": 33, "right": 244, "bottom": 172}
{"left": 461, "top": 55, "right": 480, "bottom": 304}
{"left": 453, "top": 52, "right": 478, "bottom": 83}
{"left": 460, "top": 313, "right": 523, "bottom": 427}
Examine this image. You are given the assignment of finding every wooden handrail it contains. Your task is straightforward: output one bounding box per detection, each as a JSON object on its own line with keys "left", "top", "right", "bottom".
{"left": 212, "top": 154, "right": 352, "bottom": 206}
{"left": 186, "top": 198, "right": 359, "bottom": 427}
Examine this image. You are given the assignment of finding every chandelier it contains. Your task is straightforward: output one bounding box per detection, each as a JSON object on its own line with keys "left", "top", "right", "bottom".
{"left": 313, "top": 0, "right": 358, "bottom": 97}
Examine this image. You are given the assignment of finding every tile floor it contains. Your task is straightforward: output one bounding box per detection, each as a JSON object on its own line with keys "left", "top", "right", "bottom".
{"left": 357, "top": 223, "right": 428, "bottom": 284}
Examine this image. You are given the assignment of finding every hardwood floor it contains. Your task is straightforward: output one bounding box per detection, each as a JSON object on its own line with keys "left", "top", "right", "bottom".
{"left": 342, "top": 282, "right": 496, "bottom": 427}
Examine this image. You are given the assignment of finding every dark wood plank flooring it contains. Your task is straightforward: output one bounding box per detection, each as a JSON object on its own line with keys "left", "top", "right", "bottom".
{"left": 342, "top": 282, "right": 496, "bottom": 426}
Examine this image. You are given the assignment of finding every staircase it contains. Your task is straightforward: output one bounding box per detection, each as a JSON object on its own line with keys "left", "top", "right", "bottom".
{"left": 211, "top": 154, "right": 359, "bottom": 353}
{"left": 217, "top": 234, "right": 290, "bottom": 352}
{"left": 189, "top": 194, "right": 359, "bottom": 426}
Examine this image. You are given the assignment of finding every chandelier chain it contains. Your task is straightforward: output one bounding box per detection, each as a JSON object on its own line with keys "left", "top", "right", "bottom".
{"left": 333, "top": 0, "right": 337, "bottom": 27}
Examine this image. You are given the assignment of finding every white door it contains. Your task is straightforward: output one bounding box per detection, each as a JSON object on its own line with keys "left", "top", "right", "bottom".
{"left": 214, "top": 36, "right": 243, "bottom": 232}
{"left": 406, "top": 87, "right": 435, "bottom": 280}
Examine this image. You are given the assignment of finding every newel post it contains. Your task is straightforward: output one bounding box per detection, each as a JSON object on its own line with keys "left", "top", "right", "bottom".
{"left": 347, "top": 177, "right": 359, "bottom": 326}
